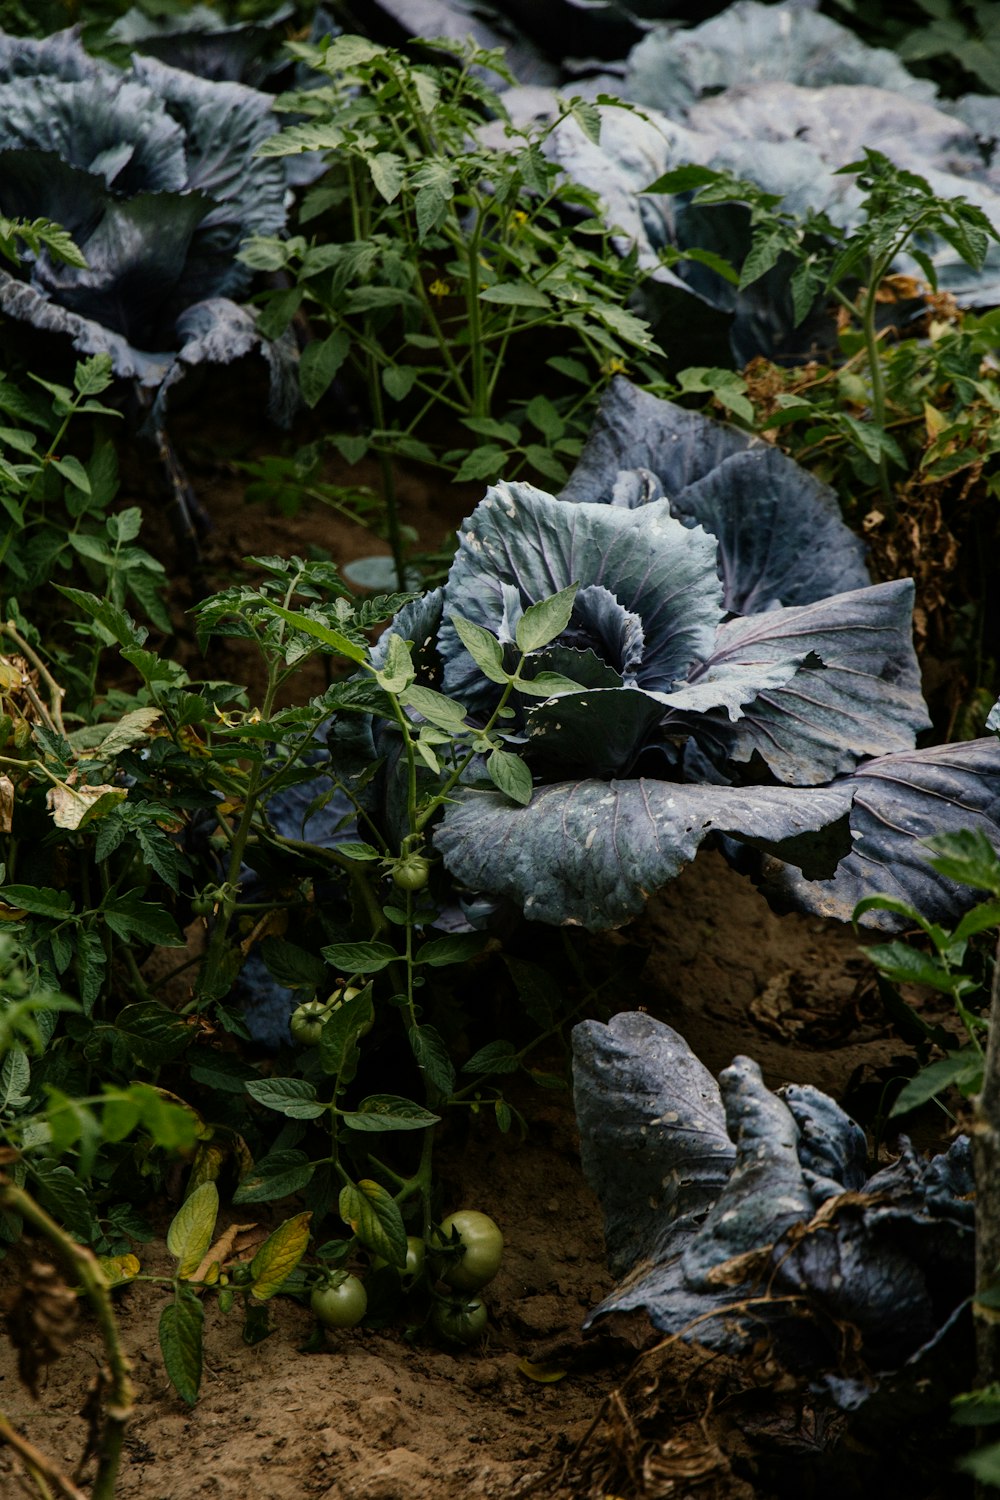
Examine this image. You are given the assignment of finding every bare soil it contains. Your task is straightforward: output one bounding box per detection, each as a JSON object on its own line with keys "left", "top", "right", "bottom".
{"left": 0, "top": 394, "right": 963, "bottom": 1499}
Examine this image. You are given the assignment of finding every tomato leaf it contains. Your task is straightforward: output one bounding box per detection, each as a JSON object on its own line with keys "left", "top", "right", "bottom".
{"left": 167, "top": 1181, "right": 219, "bottom": 1278}
{"left": 245, "top": 1077, "right": 326, "bottom": 1119}
{"left": 515, "top": 584, "right": 579, "bottom": 655}
{"left": 341, "top": 1095, "right": 440, "bottom": 1132}
{"left": 159, "top": 1285, "right": 204, "bottom": 1406}
{"left": 320, "top": 941, "right": 397, "bottom": 974}
{"left": 232, "top": 1149, "right": 315, "bottom": 1205}
{"left": 410, "top": 1024, "right": 455, "bottom": 1100}
{"left": 250, "top": 1211, "right": 312, "bottom": 1301}
{"left": 339, "top": 1178, "right": 407, "bottom": 1267}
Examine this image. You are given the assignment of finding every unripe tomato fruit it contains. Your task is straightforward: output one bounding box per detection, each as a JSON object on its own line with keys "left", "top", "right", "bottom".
{"left": 431, "top": 1210, "right": 503, "bottom": 1292}
{"left": 289, "top": 999, "right": 330, "bottom": 1046}
{"left": 391, "top": 854, "right": 431, "bottom": 892}
{"left": 431, "top": 1294, "right": 488, "bottom": 1346}
{"left": 310, "top": 1274, "right": 367, "bottom": 1329}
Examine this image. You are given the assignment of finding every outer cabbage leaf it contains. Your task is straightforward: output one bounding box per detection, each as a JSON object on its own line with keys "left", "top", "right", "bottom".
{"left": 0, "top": 26, "right": 103, "bottom": 84}
{"left": 562, "top": 379, "right": 870, "bottom": 612}
{"left": 0, "top": 26, "right": 292, "bottom": 412}
{"left": 688, "top": 82, "right": 984, "bottom": 181}
{"left": 348, "top": 0, "right": 557, "bottom": 85}
{"left": 624, "top": 0, "right": 937, "bottom": 118}
{"left": 439, "top": 481, "right": 723, "bottom": 706}
{"left": 666, "top": 580, "right": 929, "bottom": 785}
{"left": 433, "top": 776, "right": 854, "bottom": 929}
{"left": 743, "top": 738, "right": 1000, "bottom": 927}
{"left": 0, "top": 73, "right": 188, "bottom": 193}
{"left": 130, "top": 55, "right": 288, "bottom": 304}
{"left": 572, "top": 1011, "right": 734, "bottom": 1279}
{"left": 109, "top": 4, "right": 296, "bottom": 86}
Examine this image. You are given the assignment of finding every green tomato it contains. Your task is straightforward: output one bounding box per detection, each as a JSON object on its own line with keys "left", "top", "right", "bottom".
{"left": 310, "top": 1273, "right": 367, "bottom": 1329}
{"left": 289, "top": 999, "right": 331, "bottom": 1047}
{"left": 391, "top": 854, "right": 431, "bottom": 892}
{"left": 432, "top": 1210, "right": 504, "bottom": 1292}
{"left": 431, "top": 1294, "right": 488, "bottom": 1346}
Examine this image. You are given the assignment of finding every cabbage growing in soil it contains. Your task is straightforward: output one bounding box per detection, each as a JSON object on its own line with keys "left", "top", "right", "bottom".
{"left": 0, "top": 27, "right": 295, "bottom": 420}
{"left": 358, "top": 379, "right": 1000, "bottom": 931}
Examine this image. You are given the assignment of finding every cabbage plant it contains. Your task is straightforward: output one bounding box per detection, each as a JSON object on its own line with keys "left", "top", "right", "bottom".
{"left": 360, "top": 380, "right": 1000, "bottom": 931}
{"left": 0, "top": 28, "right": 295, "bottom": 424}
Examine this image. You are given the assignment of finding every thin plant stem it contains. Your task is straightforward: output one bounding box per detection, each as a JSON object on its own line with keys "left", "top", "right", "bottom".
{"left": 0, "top": 1408, "right": 85, "bottom": 1500}
{"left": 0, "top": 1179, "right": 134, "bottom": 1500}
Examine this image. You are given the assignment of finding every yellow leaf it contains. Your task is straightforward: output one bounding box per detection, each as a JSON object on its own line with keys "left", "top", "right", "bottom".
{"left": 250, "top": 1211, "right": 313, "bottom": 1301}
{"left": 98, "top": 1253, "right": 140, "bottom": 1288}
{"left": 167, "top": 1181, "right": 220, "bottom": 1278}
{"left": 46, "top": 782, "right": 126, "bottom": 830}
{"left": 516, "top": 1358, "right": 568, "bottom": 1384}
{"left": 924, "top": 402, "right": 948, "bottom": 439}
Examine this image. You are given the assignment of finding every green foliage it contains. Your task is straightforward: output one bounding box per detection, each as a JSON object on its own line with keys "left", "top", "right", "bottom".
{"left": 244, "top": 34, "right": 662, "bottom": 584}
{"left": 856, "top": 829, "right": 1000, "bottom": 1117}
{"left": 658, "top": 151, "right": 999, "bottom": 511}
{"left": 829, "top": 0, "right": 1000, "bottom": 95}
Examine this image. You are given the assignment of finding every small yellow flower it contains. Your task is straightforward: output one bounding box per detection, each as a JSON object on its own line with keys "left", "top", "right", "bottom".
{"left": 601, "top": 356, "right": 628, "bottom": 377}
{"left": 512, "top": 209, "right": 528, "bottom": 224}
{"left": 428, "top": 277, "right": 450, "bottom": 300}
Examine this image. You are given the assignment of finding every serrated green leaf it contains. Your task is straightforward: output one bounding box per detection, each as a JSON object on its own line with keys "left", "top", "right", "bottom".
{"left": 321, "top": 941, "right": 397, "bottom": 974}
{"left": 383, "top": 365, "right": 417, "bottom": 400}
{"left": 341, "top": 1095, "right": 440, "bottom": 1132}
{"left": 167, "top": 1181, "right": 219, "bottom": 1277}
{"left": 101, "top": 892, "right": 185, "bottom": 948}
{"left": 250, "top": 1211, "right": 312, "bottom": 1300}
{"left": 463, "top": 1040, "right": 519, "bottom": 1075}
{"left": 232, "top": 1149, "right": 315, "bottom": 1205}
{"left": 299, "top": 329, "right": 350, "bottom": 407}
{"left": 487, "top": 748, "right": 533, "bottom": 805}
{"left": 0, "top": 885, "right": 73, "bottom": 918}
{"left": 267, "top": 603, "right": 367, "bottom": 663}
{"left": 512, "top": 671, "right": 586, "bottom": 698}
{"left": 369, "top": 150, "right": 404, "bottom": 202}
{"left": 410, "top": 1024, "right": 455, "bottom": 1099}
{"left": 515, "top": 584, "right": 578, "bottom": 655}
{"left": 479, "top": 282, "right": 550, "bottom": 308}
{"left": 925, "top": 828, "right": 1000, "bottom": 896}
{"left": 863, "top": 941, "right": 957, "bottom": 995}
{"left": 246, "top": 1077, "right": 326, "bottom": 1119}
{"left": 316, "top": 984, "right": 375, "bottom": 1080}
{"left": 413, "top": 934, "right": 485, "bottom": 967}
{"left": 334, "top": 842, "right": 382, "bottom": 862}
{"left": 449, "top": 614, "right": 507, "bottom": 685}
{"left": 890, "top": 1053, "right": 983, "bottom": 1117}
{"left": 51, "top": 454, "right": 90, "bottom": 493}
{"left": 401, "top": 685, "right": 468, "bottom": 731}
{"left": 111, "top": 1002, "right": 192, "bottom": 1066}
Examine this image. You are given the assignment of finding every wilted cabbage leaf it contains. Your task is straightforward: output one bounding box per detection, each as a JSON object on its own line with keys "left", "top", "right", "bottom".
{"left": 573, "top": 1012, "right": 974, "bottom": 1404}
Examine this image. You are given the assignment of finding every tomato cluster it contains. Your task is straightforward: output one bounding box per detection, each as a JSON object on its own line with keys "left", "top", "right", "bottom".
{"left": 308, "top": 1209, "right": 503, "bottom": 1347}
